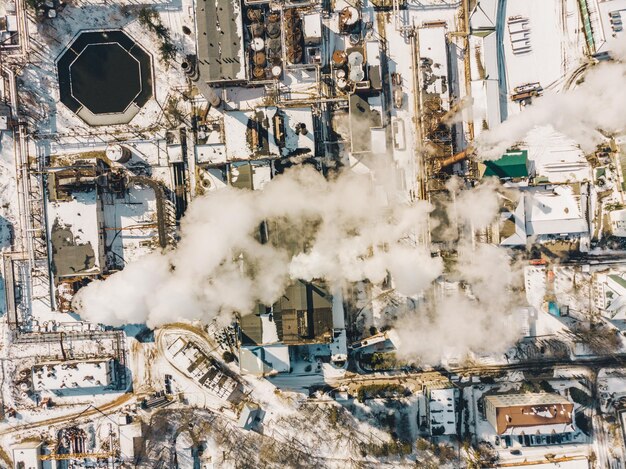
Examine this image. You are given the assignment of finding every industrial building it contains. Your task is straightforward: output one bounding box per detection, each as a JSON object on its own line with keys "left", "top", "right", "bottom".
{"left": 238, "top": 280, "right": 347, "bottom": 376}
{"left": 592, "top": 271, "right": 626, "bottom": 330}
{"left": 166, "top": 336, "right": 241, "bottom": 401}
{"left": 425, "top": 381, "right": 457, "bottom": 436}
{"left": 11, "top": 440, "right": 42, "bottom": 469}
{"left": 42, "top": 152, "right": 171, "bottom": 312}
{"left": 32, "top": 358, "right": 116, "bottom": 396}
{"left": 194, "top": 0, "right": 245, "bottom": 84}
{"left": 484, "top": 393, "right": 575, "bottom": 440}
{"left": 499, "top": 184, "right": 591, "bottom": 248}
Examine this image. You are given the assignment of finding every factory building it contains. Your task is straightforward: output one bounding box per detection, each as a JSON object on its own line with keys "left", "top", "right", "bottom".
{"left": 32, "top": 358, "right": 116, "bottom": 397}
{"left": 166, "top": 337, "right": 241, "bottom": 401}
{"left": 238, "top": 280, "right": 347, "bottom": 376}
{"left": 11, "top": 440, "right": 42, "bottom": 469}
{"left": 195, "top": 0, "right": 246, "bottom": 84}
{"left": 425, "top": 381, "right": 457, "bottom": 436}
{"left": 484, "top": 393, "right": 575, "bottom": 440}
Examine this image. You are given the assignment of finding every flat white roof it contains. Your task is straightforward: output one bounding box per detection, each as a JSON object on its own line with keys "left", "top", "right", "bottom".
{"left": 429, "top": 386, "right": 457, "bottom": 435}
{"left": 195, "top": 143, "right": 227, "bottom": 164}
{"left": 595, "top": 0, "right": 626, "bottom": 53}
{"left": 32, "top": 359, "right": 113, "bottom": 393}
{"left": 240, "top": 344, "right": 290, "bottom": 374}
{"left": 103, "top": 183, "right": 158, "bottom": 266}
{"left": 502, "top": 0, "right": 568, "bottom": 108}
{"left": 524, "top": 185, "right": 588, "bottom": 236}
{"left": 524, "top": 127, "right": 592, "bottom": 183}
{"left": 418, "top": 26, "right": 450, "bottom": 111}
{"left": 12, "top": 443, "right": 41, "bottom": 469}
{"left": 303, "top": 13, "right": 322, "bottom": 41}
{"left": 47, "top": 189, "right": 102, "bottom": 274}
{"left": 261, "top": 314, "right": 279, "bottom": 344}
{"left": 224, "top": 110, "right": 253, "bottom": 160}
{"left": 470, "top": 0, "right": 497, "bottom": 30}
{"left": 119, "top": 423, "right": 142, "bottom": 460}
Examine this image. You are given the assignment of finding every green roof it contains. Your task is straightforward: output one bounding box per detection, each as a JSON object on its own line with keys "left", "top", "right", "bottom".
{"left": 609, "top": 274, "right": 626, "bottom": 291}
{"left": 483, "top": 150, "right": 529, "bottom": 179}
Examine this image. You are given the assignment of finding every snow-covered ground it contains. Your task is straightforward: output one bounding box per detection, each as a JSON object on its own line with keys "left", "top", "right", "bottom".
{"left": 0, "top": 129, "right": 17, "bottom": 316}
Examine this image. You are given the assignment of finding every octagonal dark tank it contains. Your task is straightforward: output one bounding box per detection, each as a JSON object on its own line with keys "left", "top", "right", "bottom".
{"left": 57, "top": 30, "right": 153, "bottom": 126}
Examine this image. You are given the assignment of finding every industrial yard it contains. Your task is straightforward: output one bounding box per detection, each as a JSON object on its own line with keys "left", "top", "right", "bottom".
{"left": 0, "top": 0, "right": 626, "bottom": 467}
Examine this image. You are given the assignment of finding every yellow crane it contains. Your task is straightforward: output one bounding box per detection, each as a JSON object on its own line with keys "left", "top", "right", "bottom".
{"left": 40, "top": 451, "right": 113, "bottom": 461}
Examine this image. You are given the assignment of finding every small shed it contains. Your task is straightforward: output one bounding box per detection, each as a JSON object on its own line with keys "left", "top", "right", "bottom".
{"left": 238, "top": 403, "right": 261, "bottom": 430}
{"left": 12, "top": 440, "right": 42, "bottom": 469}
{"left": 303, "top": 13, "right": 322, "bottom": 44}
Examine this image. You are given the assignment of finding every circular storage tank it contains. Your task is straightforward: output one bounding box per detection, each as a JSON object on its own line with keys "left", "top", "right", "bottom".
{"left": 349, "top": 33, "right": 361, "bottom": 46}
{"left": 266, "top": 20, "right": 281, "bottom": 39}
{"left": 253, "top": 66, "right": 265, "bottom": 79}
{"left": 332, "top": 50, "right": 347, "bottom": 66}
{"left": 105, "top": 144, "right": 132, "bottom": 164}
{"left": 271, "top": 65, "right": 282, "bottom": 78}
{"left": 348, "top": 51, "right": 364, "bottom": 66}
{"left": 254, "top": 51, "right": 267, "bottom": 67}
{"left": 250, "top": 22, "right": 264, "bottom": 38}
{"left": 349, "top": 63, "right": 365, "bottom": 82}
{"left": 251, "top": 37, "right": 265, "bottom": 52}
{"left": 247, "top": 8, "right": 262, "bottom": 22}
{"left": 340, "top": 6, "right": 359, "bottom": 26}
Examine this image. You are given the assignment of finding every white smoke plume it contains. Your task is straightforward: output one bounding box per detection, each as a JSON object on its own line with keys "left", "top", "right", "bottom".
{"left": 392, "top": 205, "right": 525, "bottom": 363}
{"left": 476, "top": 42, "right": 626, "bottom": 159}
{"left": 74, "top": 166, "right": 443, "bottom": 328}
{"left": 447, "top": 176, "right": 503, "bottom": 231}
{"left": 74, "top": 160, "right": 528, "bottom": 363}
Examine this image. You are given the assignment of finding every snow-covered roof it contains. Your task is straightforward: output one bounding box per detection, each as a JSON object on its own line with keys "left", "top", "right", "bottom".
{"left": 261, "top": 314, "right": 279, "bottom": 344}
{"left": 609, "top": 209, "right": 626, "bottom": 237}
{"left": 365, "top": 40, "right": 381, "bottom": 66}
{"left": 47, "top": 189, "right": 103, "bottom": 278}
{"left": 524, "top": 127, "right": 592, "bottom": 183}
{"left": 418, "top": 25, "right": 450, "bottom": 111}
{"left": 330, "top": 329, "right": 347, "bottom": 363}
{"left": 119, "top": 422, "right": 142, "bottom": 461}
{"left": 486, "top": 392, "right": 572, "bottom": 407}
{"left": 524, "top": 185, "right": 588, "bottom": 236}
{"left": 239, "top": 344, "right": 290, "bottom": 375}
{"left": 470, "top": 0, "right": 497, "bottom": 31}
{"left": 428, "top": 386, "right": 457, "bottom": 435}
{"left": 501, "top": 0, "right": 566, "bottom": 103}
{"left": 195, "top": 143, "right": 227, "bottom": 164}
{"left": 32, "top": 359, "right": 114, "bottom": 395}
{"left": 501, "top": 421, "right": 576, "bottom": 436}
{"left": 12, "top": 441, "right": 42, "bottom": 469}
{"left": 594, "top": 271, "right": 626, "bottom": 320}
{"left": 103, "top": 183, "right": 158, "bottom": 267}
{"left": 303, "top": 13, "right": 322, "bottom": 42}
{"left": 594, "top": 0, "right": 626, "bottom": 54}
{"left": 223, "top": 107, "right": 316, "bottom": 160}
